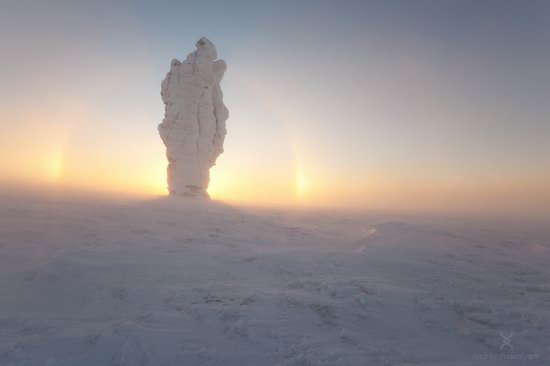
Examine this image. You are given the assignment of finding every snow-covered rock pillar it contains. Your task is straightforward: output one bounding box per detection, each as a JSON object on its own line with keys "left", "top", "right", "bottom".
{"left": 158, "top": 37, "right": 228, "bottom": 197}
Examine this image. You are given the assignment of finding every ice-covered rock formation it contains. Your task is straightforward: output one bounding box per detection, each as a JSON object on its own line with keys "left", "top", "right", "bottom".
{"left": 158, "top": 37, "right": 228, "bottom": 197}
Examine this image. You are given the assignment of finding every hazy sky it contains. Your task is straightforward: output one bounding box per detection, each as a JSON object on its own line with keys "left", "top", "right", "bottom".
{"left": 1, "top": 0, "right": 549, "bottom": 213}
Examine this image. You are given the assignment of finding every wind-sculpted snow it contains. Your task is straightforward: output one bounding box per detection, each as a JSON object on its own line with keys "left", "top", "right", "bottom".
{"left": 158, "top": 37, "right": 228, "bottom": 197}
{"left": 0, "top": 192, "right": 549, "bottom": 365}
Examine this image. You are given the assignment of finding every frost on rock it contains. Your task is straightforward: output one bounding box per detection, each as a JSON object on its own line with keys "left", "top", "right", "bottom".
{"left": 158, "top": 37, "right": 228, "bottom": 198}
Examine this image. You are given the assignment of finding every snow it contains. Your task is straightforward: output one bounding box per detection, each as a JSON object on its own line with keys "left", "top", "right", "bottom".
{"left": 158, "top": 37, "right": 228, "bottom": 198}
{"left": 0, "top": 191, "right": 549, "bottom": 365}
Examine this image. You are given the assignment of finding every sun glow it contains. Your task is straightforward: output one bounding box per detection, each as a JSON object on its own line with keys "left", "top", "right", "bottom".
{"left": 295, "top": 172, "right": 307, "bottom": 198}
{"left": 147, "top": 161, "right": 168, "bottom": 196}
{"left": 44, "top": 149, "right": 64, "bottom": 183}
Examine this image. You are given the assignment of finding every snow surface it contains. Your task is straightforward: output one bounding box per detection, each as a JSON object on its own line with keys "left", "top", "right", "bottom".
{"left": 0, "top": 192, "right": 549, "bottom": 365}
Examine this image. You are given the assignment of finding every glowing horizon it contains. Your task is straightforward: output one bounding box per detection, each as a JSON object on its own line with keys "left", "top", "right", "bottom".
{"left": 1, "top": 1, "right": 549, "bottom": 214}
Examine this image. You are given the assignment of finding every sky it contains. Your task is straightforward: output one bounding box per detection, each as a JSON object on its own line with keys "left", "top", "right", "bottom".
{"left": 0, "top": 0, "right": 549, "bottom": 214}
